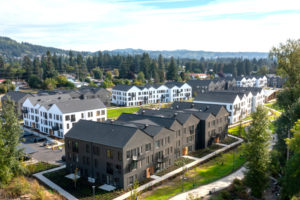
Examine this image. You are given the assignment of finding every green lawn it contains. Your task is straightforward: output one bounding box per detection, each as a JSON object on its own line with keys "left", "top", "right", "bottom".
{"left": 142, "top": 145, "right": 246, "bottom": 200}
{"left": 107, "top": 107, "right": 140, "bottom": 119}
{"left": 156, "top": 157, "right": 194, "bottom": 177}
{"left": 189, "top": 144, "right": 222, "bottom": 158}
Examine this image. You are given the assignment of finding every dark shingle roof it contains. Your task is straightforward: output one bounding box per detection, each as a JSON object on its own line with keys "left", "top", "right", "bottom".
{"left": 194, "top": 92, "right": 239, "bottom": 104}
{"left": 170, "top": 101, "right": 225, "bottom": 116}
{"left": 113, "top": 85, "right": 135, "bottom": 91}
{"left": 164, "top": 82, "right": 186, "bottom": 88}
{"left": 112, "top": 120, "right": 165, "bottom": 137}
{"left": 65, "top": 120, "right": 140, "bottom": 148}
{"left": 137, "top": 109, "right": 195, "bottom": 124}
{"left": 187, "top": 80, "right": 213, "bottom": 87}
{"left": 2, "top": 91, "right": 34, "bottom": 102}
{"left": 117, "top": 113, "right": 178, "bottom": 129}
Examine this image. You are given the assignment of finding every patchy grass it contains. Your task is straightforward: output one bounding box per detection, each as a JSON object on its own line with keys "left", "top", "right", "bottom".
{"left": 189, "top": 144, "right": 222, "bottom": 158}
{"left": 156, "top": 157, "right": 194, "bottom": 177}
{"left": 25, "top": 162, "right": 58, "bottom": 175}
{"left": 141, "top": 145, "right": 246, "bottom": 200}
{"left": 221, "top": 136, "right": 238, "bottom": 145}
{"left": 107, "top": 107, "right": 140, "bottom": 119}
{"left": 44, "top": 168, "right": 124, "bottom": 199}
{"left": 1, "top": 176, "right": 63, "bottom": 200}
{"left": 228, "top": 125, "right": 246, "bottom": 137}
{"left": 265, "top": 102, "right": 284, "bottom": 113}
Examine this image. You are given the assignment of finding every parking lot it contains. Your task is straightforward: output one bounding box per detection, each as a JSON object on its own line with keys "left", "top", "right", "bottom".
{"left": 21, "top": 133, "right": 65, "bottom": 165}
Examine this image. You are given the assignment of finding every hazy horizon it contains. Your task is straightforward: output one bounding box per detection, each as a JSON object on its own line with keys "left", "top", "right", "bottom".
{"left": 1, "top": 0, "right": 300, "bottom": 52}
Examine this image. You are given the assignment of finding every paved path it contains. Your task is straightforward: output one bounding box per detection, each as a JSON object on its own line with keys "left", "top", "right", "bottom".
{"left": 170, "top": 167, "right": 246, "bottom": 200}
{"left": 34, "top": 165, "right": 78, "bottom": 200}
{"left": 113, "top": 135, "right": 243, "bottom": 200}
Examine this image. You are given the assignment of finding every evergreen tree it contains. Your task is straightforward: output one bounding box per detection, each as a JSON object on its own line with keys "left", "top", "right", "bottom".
{"left": 140, "top": 53, "right": 151, "bottom": 79}
{"left": 0, "top": 98, "right": 24, "bottom": 186}
{"left": 33, "top": 57, "right": 41, "bottom": 79}
{"left": 150, "top": 61, "right": 159, "bottom": 83}
{"left": 244, "top": 106, "right": 271, "bottom": 198}
{"left": 69, "top": 50, "right": 74, "bottom": 66}
{"left": 166, "top": 57, "right": 178, "bottom": 81}
{"left": 22, "top": 56, "right": 32, "bottom": 81}
{"left": 158, "top": 54, "right": 165, "bottom": 82}
{"left": 281, "top": 119, "right": 300, "bottom": 199}
{"left": 97, "top": 51, "right": 103, "bottom": 67}
{"left": 44, "top": 51, "right": 57, "bottom": 78}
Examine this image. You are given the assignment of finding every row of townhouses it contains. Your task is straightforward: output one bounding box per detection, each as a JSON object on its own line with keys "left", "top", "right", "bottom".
{"left": 111, "top": 82, "right": 192, "bottom": 106}
{"left": 65, "top": 101, "right": 229, "bottom": 189}
{"left": 22, "top": 94, "right": 107, "bottom": 138}
{"left": 235, "top": 76, "right": 267, "bottom": 88}
{"left": 194, "top": 87, "right": 265, "bottom": 124}
{"left": 188, "top": 76, "right": 267, "bottom": 97}
{"left": 1, "top": 86, "right": 110, "bottom": 118}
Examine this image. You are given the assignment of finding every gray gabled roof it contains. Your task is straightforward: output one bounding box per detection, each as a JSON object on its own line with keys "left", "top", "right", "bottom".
{"left": 117, "top": 113, "right": 178, "bottom": 129}
{"left": 113, "top": 85, "right": 135, "bottom": 91}
{"left": 2, "top": 91, "right": 34, "bottom": 102}
{"left": 137, "top": 109, "right": 195, "bottom": 124}
{"left": 112, "top": 120, "right": 166, "bottom": 137}
{"left": 56, "top": 98, "right": 105, "bottom": 113}
{"left": 194, "top": 92, "right": 239, "bottom": 104}
{"left": 170, "top": 101, "right": 226, "bottom": 116}
{"left": 65, "top": 120, "right": 140, "bottom": 148}
{"left": 187, "top": 80, "right": 213, "bottom": 87}
{"left": 27, "top": 94, "right": 73, "bottom": 109}
{"left": 164, "top": 82, "right": 186, "bottom": 88}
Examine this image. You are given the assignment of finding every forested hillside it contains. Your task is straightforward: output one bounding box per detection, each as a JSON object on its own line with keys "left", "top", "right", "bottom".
{"left": 0, "top": 36, "right": 268, "bottom": 59}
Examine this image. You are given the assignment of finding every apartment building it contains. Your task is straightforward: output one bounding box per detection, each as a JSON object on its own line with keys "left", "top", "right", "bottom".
{"left": 111, "top": 82, "right": 192, "bottom": 106}
{"left": 236, "top": 76, "right": 267, "bottom": 88}
{"left": 22, "top": 94, "right": 106, "bottom": 138}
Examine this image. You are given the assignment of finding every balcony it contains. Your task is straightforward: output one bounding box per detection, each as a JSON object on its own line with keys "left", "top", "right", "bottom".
{"left": 132, "top": 154, "right": 144, "bottom": 161}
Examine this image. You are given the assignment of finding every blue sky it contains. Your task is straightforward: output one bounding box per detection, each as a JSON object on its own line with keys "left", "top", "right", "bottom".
{"left": 0, "top": 0, "right": 300, "bottom": 52}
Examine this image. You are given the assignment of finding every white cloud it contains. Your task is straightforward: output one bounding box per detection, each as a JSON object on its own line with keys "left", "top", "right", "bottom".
{"left": 0, "top": 0, "right": 300, "bottom": 52}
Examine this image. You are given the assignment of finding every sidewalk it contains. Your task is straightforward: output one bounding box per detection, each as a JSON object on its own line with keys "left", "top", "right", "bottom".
{"left": 113, "top": 135, "right": 243, "bottom": 200}
{"left": 33, "top": 165, "right": 78, "bottom": 200}
{"left": 170, "top": 167, "right": 246, "bottom": 200}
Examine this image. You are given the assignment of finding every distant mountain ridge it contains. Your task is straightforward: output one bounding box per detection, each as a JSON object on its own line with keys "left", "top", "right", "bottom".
{"left": 0, "top": 36, "right": 268, "bottom": 59}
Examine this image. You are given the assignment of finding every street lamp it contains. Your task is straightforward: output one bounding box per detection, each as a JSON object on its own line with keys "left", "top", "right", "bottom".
{"left": 92, "top": 185, "right": 95, "bottom": 200}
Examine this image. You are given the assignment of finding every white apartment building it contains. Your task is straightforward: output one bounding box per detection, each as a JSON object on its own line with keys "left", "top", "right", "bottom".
{"left": 22, "top": 94, "right": 106, "bottom": 138}
{"left": 193, "top": 88, "right": 264, "bottom": 124}
{"left": 236, "top": 76, "right": 267, "bottom": 88}
{"left": 112, "top": 82, "right": 192, "bottom": 106}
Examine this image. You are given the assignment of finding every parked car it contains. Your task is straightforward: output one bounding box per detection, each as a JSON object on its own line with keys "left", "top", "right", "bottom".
{"left": 33, "top": 137, "right": 46, "bottom": 143}
{"left": 42, "top": 140, "right": 57, "bottom": 146}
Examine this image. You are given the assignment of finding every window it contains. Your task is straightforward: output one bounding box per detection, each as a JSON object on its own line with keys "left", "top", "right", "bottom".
{"left": 145, "top": 143, "right": 151, "bottom": 151}
{"left": 106, "top": 149, "right": 113, "bottom": 159}
{"left": 118, "top": 152, "right": 122, "bottom": 161}
{"left": 126, "top": 151, "right": 131, "bottom": 159}
{"left": 101, "top": 110, "right": 105, "bottom": 115}
{"left": 86, "top": 144, "right": 90, "bottom": 153}
{"left": 93, "top": 146, "right": 99, "bottom": 155}
{"left": 49, "top": 113, "right": 52, "bottom": 119}
{"left": 81, "top": 113, "right": 84, "bottom": 118}
{"left": 155, "top": 140, "right": 160, "bottom": 148}
{"left": 88, "top": 112, "right": 93, "bottom": 118}
{"left": 56, "top": 115, "right": 59, "bottom": 120}
{"left": 96, "top": 111, "right": 100, "bottom": 116}
{"left": 72, "top": 141, "right": 78, "bottom": 153}
{"left": 71, "top": 114, "right": 76, "bottom": 122}
{"left": 67, "top": 124, "right": 70, "bottom": 129}
{"left": 65, "top": 115, "right": 70, "bottom": 121}
{"left": 94, "top": 159, "right": 98, "bottom": 167}
{"left": 106, "top": 162, "right": 114, "bottom": 175}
